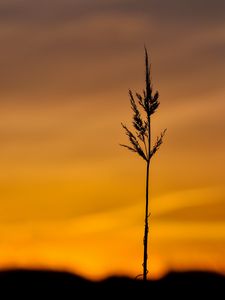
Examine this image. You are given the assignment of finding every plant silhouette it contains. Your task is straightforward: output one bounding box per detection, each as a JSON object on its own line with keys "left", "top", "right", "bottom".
{"left": 120, "top": 47, "right": 166, "bottom": 281}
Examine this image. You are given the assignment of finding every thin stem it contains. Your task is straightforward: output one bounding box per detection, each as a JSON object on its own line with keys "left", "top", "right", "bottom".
{"left": 143, "top": 160, "right": 150, "bottom": 280}
{"left": 143, "top": 116, "right": 151, "bottom": 281}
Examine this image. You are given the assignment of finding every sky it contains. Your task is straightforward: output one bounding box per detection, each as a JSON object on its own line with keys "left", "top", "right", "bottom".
{"left": 0, "top": 0, "right": 225, "bottom": 280}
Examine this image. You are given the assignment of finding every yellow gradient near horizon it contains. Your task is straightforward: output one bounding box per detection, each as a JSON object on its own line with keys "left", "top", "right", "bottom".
{"left": 0, "top": 0, "right": 225, "bottom": 280}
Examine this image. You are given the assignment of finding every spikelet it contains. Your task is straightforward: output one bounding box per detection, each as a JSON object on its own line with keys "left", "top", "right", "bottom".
{"left": 150, "top": 129, "right": 167, "bottom": 158}
{"left": 120, "top": 48, "right": 166, "bottom": 162}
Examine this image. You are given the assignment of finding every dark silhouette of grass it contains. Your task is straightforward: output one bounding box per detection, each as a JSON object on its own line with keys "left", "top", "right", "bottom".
{"left": 0, "top": 268, "right": 224, "bottom": 298}
{"left": 120, "top": 47, "right": 166, "bottom": 280}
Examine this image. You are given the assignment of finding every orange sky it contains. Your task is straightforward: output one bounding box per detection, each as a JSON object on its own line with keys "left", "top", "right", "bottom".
{"left": 0, "top": 0, "right": 225, "bottom": 280}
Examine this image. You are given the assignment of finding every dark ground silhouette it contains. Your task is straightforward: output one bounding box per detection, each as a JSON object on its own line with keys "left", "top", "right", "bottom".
{"left": 0, "top": 269, "right": 224, "bottom": 298}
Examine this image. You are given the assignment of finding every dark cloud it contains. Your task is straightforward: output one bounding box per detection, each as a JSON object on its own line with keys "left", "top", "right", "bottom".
{"left": 146, "top": 0, "right": 225, "bottom": 23}
{"left": 1, "top": 0, "right": 224, "bottom": 28}
{"left": 0, "top": 0, "right": 224, "bottom": 101}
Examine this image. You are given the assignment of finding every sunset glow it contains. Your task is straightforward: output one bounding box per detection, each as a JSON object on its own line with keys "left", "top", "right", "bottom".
{"left": 0, "top": 0, "right": 225, "bottom": 280}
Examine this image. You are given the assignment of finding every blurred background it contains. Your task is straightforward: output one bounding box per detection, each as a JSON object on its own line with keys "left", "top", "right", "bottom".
{"left": 0, "top": 0, "right": 225, "bottom": 280}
